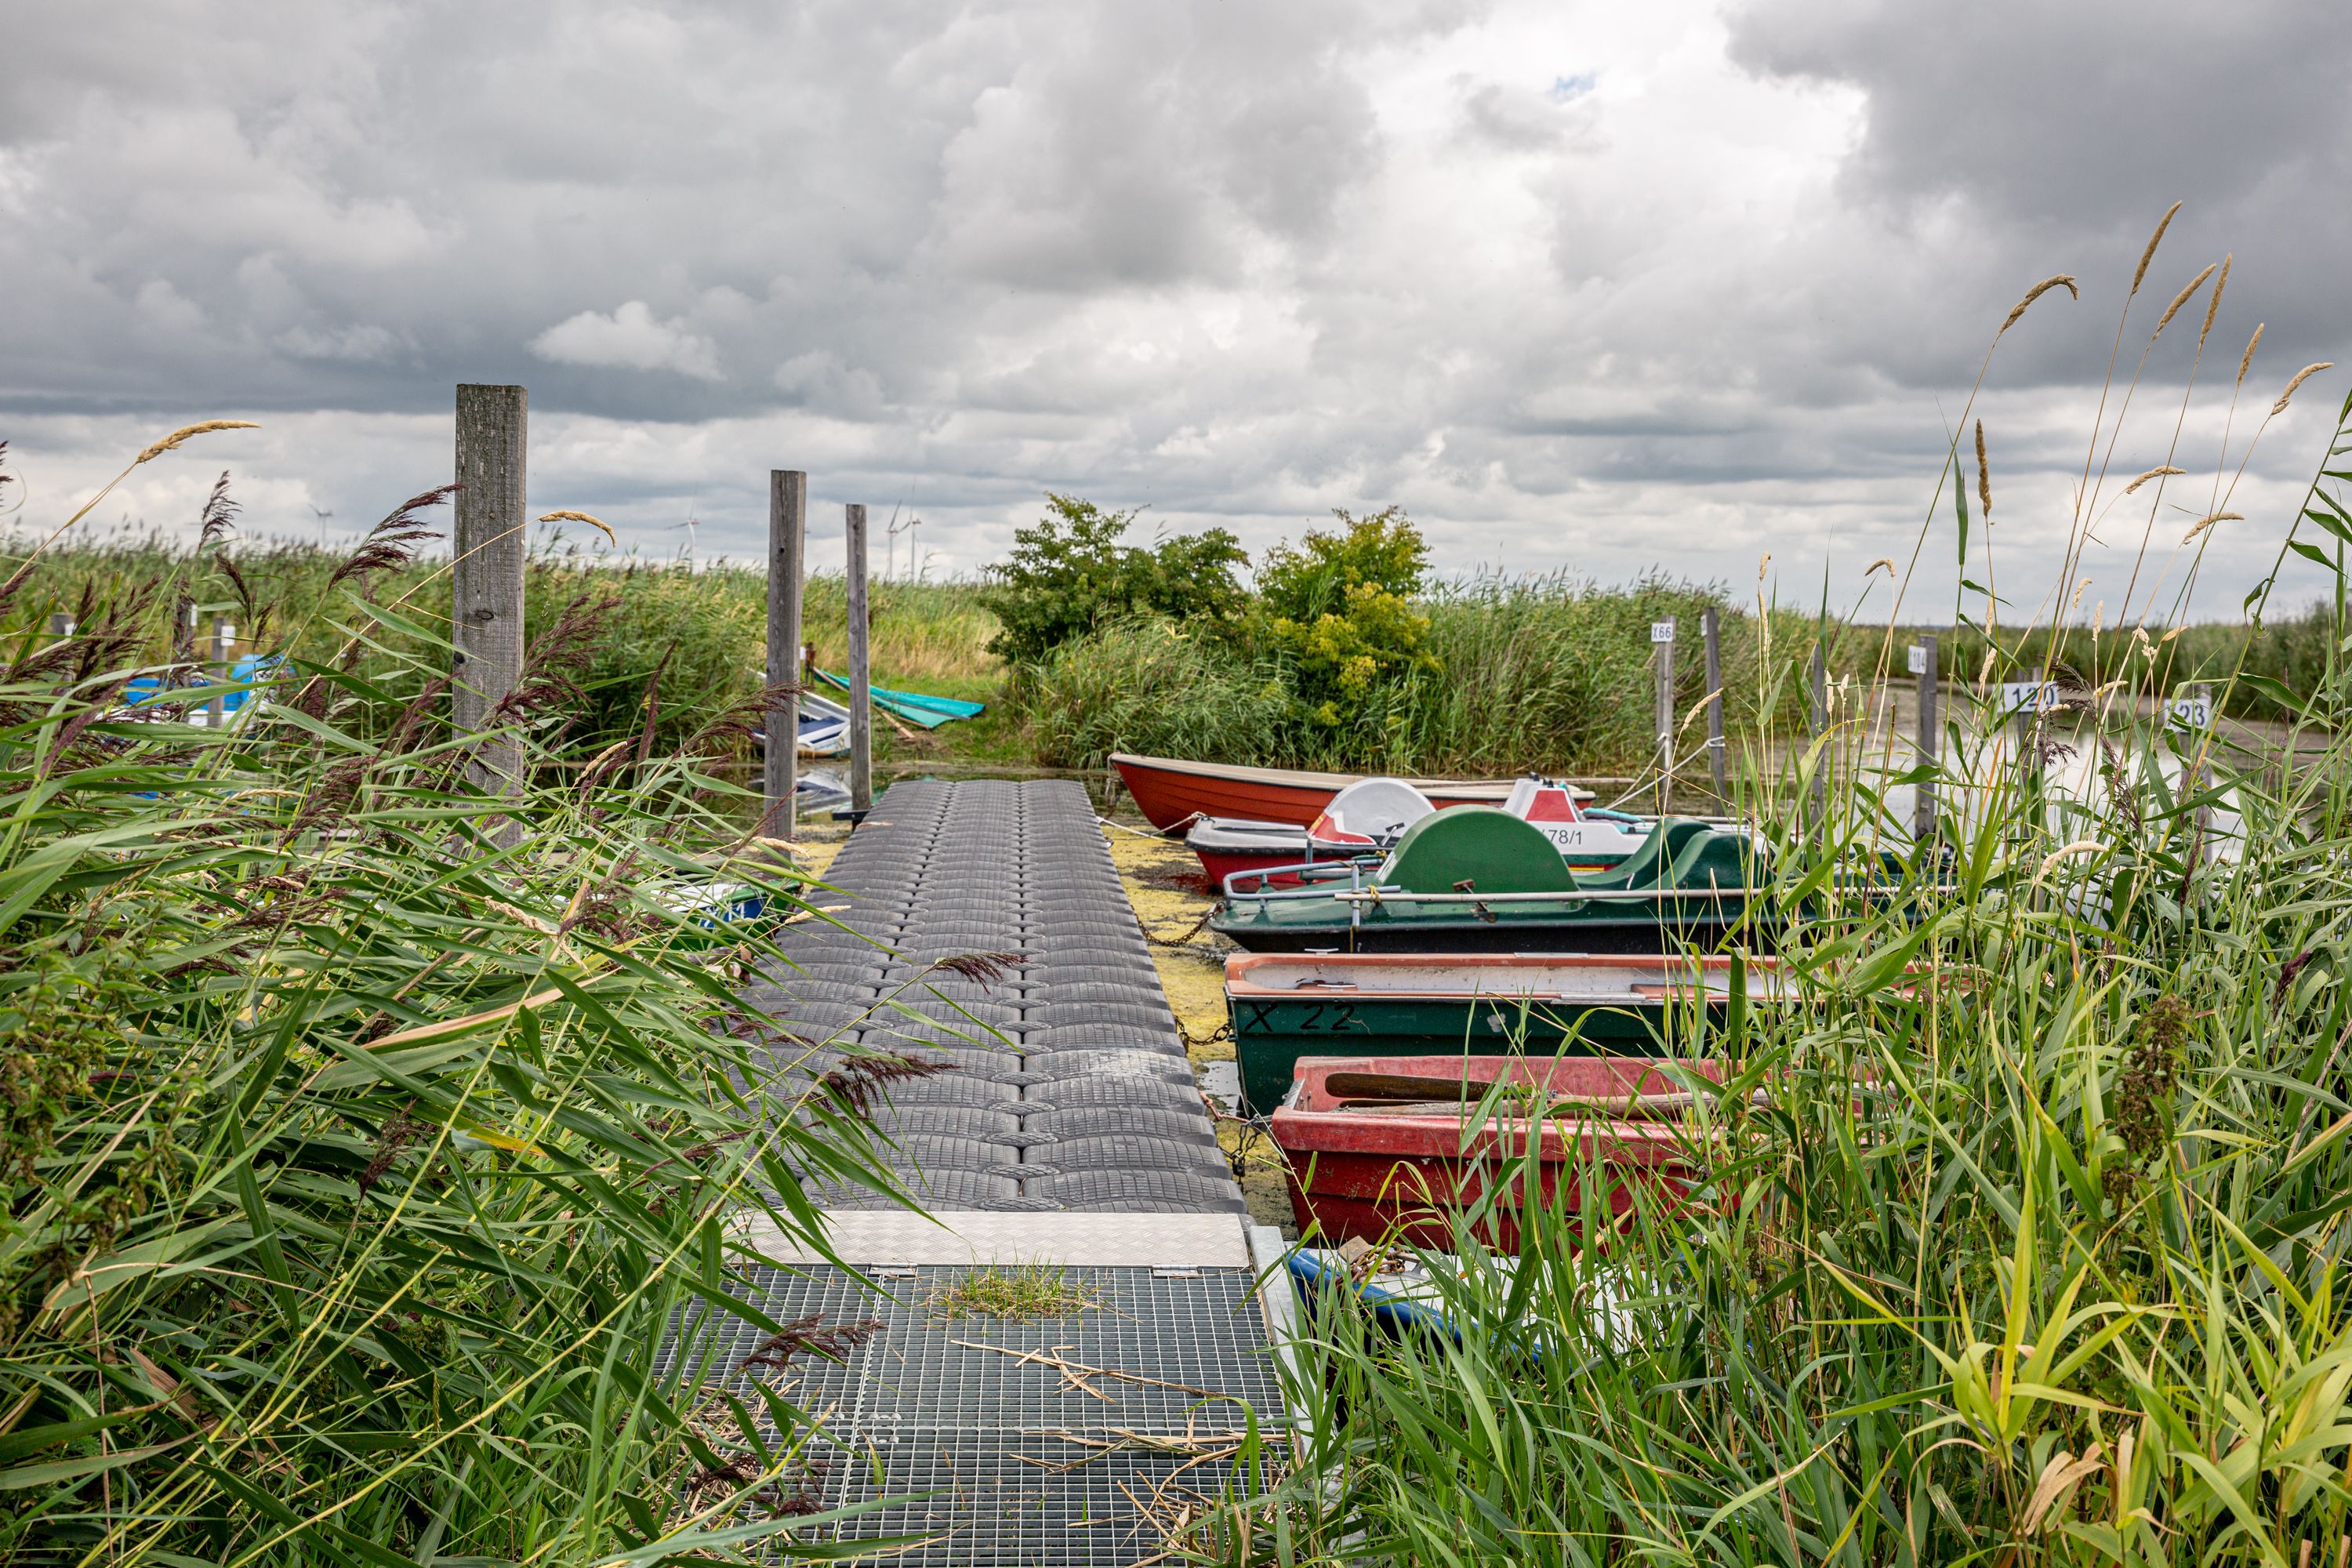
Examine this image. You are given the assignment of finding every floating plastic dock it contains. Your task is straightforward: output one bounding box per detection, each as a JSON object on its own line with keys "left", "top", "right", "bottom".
{"left": 746, "top": 778, "right": 1243, "bottom": 1212}
{"left": 687, "top": 786, "right": 1290, "bottom": 1561}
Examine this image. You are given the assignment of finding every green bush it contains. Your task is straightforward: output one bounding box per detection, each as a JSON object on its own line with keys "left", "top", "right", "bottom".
{"left": 975, "top": 494, "right": 1247, "bottom": 667}
{"left": 1025, "top": 615, "right": 1292, "bottom": 771}
{"left": 1253, "top": 506, "right": 1439, "bottom": 728}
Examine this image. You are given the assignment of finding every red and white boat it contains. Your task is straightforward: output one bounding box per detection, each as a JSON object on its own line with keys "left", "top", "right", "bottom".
{"left": 1112, "top": 752, "right": 1531, "bottom": 833}
{"left": 1187, "top": 775, "right": 1649, "bottom": 889}
{"left": 1185, "top": 776, "right": 1437, "bottom": 887}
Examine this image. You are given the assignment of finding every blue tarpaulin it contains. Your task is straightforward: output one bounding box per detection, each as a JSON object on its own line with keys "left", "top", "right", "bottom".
{"left": 809, "top": 667, "right": 985, "bottom": 729}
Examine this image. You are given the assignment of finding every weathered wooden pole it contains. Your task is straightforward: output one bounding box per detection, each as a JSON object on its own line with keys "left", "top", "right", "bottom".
{"left": 764, "top": 470, "right": 807, "bottom": 836}
{"left": 2182, "top": 681, "right": 2212, "bottom": 869}
{"left": 844, "top": 503, "right": 873, "bottom": 815}
{"left": 1913, "top": 634, "right": 1940, "bottom": 843}
{"left": 49, "top": 612, "right": 74, "bottom": 637}
{"left": 1806, "top": 644, "right": 1828, "bottom": 829}
{"left": 1652, "top": 616, "right": 1676, "bottom": 815}
{"left": 1702, "top": 607, "right": 1726, "bottom": 801}
{"left": 207, "top": 615, "right": 234, "bottom": 728}
{"left": 452, "top": 384, "right": 527, "bottom": 800}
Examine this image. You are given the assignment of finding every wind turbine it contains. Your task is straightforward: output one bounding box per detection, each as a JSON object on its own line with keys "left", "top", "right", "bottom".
{"left": 670, "top": 500, "right": 700, "bottom": 562}
{"left": 884, "top": 503, "right": 910, "bottom": 581}
{"left": 308, "top": 503, "right": 333, "bottom": 547}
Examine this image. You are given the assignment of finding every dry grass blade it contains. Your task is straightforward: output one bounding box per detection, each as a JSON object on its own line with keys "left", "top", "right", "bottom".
{"left": 1975, "top": 421, "right": 1993, "bottom": 521}
{"left": 2125, "top": 466, "right": 2185, "bottom": 495}
{"left": 2155, "top": 263, "right": 2219, "bottom": 337}
{"left": 195, "top": 471, "right": 239, "bottom": 548}
{"left": 930, "top": 949, "right": 1029, "bottom": 988}
{"left": 2273, "top": 363, "right": 2336, "bottom": 418}
{"left": 1998, "top": 274, "right": 2079, "bottom": 337}
{"left": 2132, "top": 200, "right": 2183, "bottom": 295}
{"left": 539, "top": 508, "right": 618, "bottom": 545}
{"left": 2238, "top": 323, "right": 2266, "bottom": 388}
{"left": 2200, "top": 253, "right": 2231, "bottom": 345}
{"left": 2183, "top": 510, "right": 2243, "bottom": 542}
{"left": 134, "top": 420, "right": 259, "bottom": 464}
{"left": 946, "top": 1339, "right": 1230, "bottom": 1400}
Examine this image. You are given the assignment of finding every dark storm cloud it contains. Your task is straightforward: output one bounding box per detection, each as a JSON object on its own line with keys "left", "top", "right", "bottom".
{"left": 2, "top": 0, "right": 2345, "bottom": 616}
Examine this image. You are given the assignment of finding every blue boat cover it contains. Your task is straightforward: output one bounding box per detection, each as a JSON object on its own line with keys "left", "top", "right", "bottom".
{"left": 809, "top": 667, "right": 985, "bottom": 728}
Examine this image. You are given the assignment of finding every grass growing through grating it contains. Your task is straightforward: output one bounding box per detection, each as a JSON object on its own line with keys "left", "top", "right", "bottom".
{"left": 927, "top": 1263, "right": 1104, "bottom": 1321}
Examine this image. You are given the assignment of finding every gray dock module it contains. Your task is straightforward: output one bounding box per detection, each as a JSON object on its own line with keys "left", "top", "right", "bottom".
{"left": 745, "top": 779, "right": 1243, "bottom": 1213}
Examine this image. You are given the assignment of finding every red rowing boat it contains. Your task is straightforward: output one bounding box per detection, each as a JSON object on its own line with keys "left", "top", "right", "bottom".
{"left": 1110, "top": 753, "right": 1533, "bottom": 832}
{"left": 1271, "top": 1054, "right": 1719, "bottom": 1249}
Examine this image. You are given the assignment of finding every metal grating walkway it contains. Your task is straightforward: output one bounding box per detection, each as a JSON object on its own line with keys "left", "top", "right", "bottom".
{"left": 747, "top": 779, "right": 1243, "bottom": 1212}
{"left": 669, "top": 1260, "right": 1287, "bottom": 1564}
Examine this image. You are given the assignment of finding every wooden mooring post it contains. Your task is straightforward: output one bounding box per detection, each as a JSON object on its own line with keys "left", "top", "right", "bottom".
{"left": 207, "top": 615, "right": 232, "bottom": 728}
{"left": 764, "top": 470, "right": 807, "bottom": 837}
{"left": 1912, "top": 634, "right": 1938, "bottom": 843}
{"left": 1702, "top": 607, "right": 1725, "bottom": 801}
{"left": 1651, "top": 616, "right": 1675, "bottom": 815}
{"left": 452, "top": 384, "right": 527, "bottom": 804}
{"left": 844, "top": 503, "right": 873, "bottom": 817}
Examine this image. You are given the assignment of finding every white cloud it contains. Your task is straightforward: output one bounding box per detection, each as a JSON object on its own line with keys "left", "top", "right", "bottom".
{"left": 530, "top": 302, "right": 722, "bottom": 380}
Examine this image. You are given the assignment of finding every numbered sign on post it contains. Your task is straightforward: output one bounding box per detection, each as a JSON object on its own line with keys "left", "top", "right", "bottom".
{"left": 2167, "top": 694, "right": 2213, "bottom": 731}
{"left": 1907, "top": 644, "right": 1926, "bottom": 675}
{"left": 1998, "top": 681, "right": 2060, "bottom": 717}
{"left": 1650, "top": 620, "right": 1676, "bottom": 644}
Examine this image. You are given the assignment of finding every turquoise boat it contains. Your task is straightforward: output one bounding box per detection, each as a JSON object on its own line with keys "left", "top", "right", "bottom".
{"left": 809, "top": 667, "right": 985, "bottom": 729}
{"left": 1209, "top": 808, "right": 1766, "bottom": 955}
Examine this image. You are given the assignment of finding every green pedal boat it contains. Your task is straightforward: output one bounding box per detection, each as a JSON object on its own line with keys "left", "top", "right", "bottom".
{"left": 1207, "top": 807, "right": 1765, "bottom": 954}
{"left": 1225, "top": 951, "right": 1789, "bottom": 1112}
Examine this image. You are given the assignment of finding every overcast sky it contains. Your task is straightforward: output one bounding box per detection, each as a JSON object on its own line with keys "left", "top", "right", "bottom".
{"left": 5, "top": 0, "right": 2348, "bottom": 624}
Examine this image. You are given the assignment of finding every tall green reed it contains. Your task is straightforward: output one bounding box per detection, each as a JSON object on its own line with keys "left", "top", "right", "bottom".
{"left": 1209, "top": 217, "right": 2352, "bottom": 1566}
{"left": 0, "top": 452, "right": 916, "bottom": 1564}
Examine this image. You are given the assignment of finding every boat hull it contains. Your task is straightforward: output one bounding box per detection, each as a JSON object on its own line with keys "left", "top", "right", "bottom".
{"left": 1272, "top": 1054, "right": 1714, "bottom": 1249}
{"left": 1111, "top": 752, "right": 1530, "bottom": 832}
{"left": 1226, "top": 953, "right": 1766, "bottom": 1112}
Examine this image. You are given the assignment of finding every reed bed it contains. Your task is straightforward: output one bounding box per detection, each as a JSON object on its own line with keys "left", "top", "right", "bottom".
{"left": 7, "top": 535, "right": 1004, "bottom": 758}
{"left": 0, "top": 463, "right": 916, "bottom": 1563}
{"left": 1175, "top": 220, "right": 2352, "bottom": 1566}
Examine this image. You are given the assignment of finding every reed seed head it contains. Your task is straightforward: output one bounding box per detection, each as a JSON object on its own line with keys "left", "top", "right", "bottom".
{"left": 1865, "top": 557, "right": 1893, "bottom": 576}
{"left": 2272, "top": 362, "right": 2334, "bottom": 418}
{"left": 1757, "top": 552, "right": 1770, "bottom": 581}
{"left": 135, "top": 419, "right": 260, "bottom": 465}
{"left": 2154, "top": 263, "right": 2218, "bottom": 339}
{"left": 539, "top": 509, "right": 618, "bottom": 544}
{"left": 1975, "top": 420, "right": 1992, "bottom": 521}
{"left": 1999, "top": 274, "right": 2080, "bottom": 337}
{"left": 2198, "top": 253, "right": 2230, "bottom": 346}
{"left": 2183, "top": 511, "right": 2241, "bottom": 543}
{"left": 2237, "top": 323, "right": 2264, "bottom": 388}
{"left": 2131, "top": 201, "right": 2183, "bottom": 296}
{"left": 2124, "top": 466, "right": 2186, "bottom": 495}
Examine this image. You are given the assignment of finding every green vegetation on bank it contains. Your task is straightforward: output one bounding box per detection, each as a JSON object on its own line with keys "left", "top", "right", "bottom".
{"left": 0, "top": 452, "right": 906, "bottom": 1559}
{"left": 19, "top": 493, "right": 2333, "bottom": 786}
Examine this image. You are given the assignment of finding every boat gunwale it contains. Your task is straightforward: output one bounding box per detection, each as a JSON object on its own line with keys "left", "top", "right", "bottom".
{"left": 1110, "top": 750, "right": 1573, "bottom": 797}
{"left": 1227, "top": 952, "right": 1775, "bottom": 1003}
